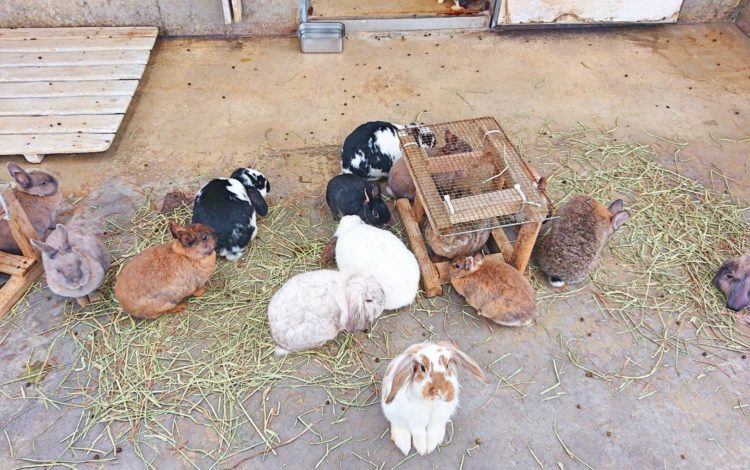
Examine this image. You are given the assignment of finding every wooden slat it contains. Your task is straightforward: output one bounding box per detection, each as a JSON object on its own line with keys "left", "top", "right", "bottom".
{"left": 0, "top": 261, "right": 43, "bottom": 319}
{"left": 0, "top": 36, "right": 157, "bottom": 53}
{"left": 0, "top": 252, "right": 35, "bottom": 276}
{"left": 0, "top": 50, "right": 150, "bottom": 67}
{"left": 0, "top": 96, "right": 131, "bottom": 116}
{"left": 0, "top": 133, "right": 114, "bottom": 155}
{"left": 0, "top": 27, "right": 158, "bottom": 41}
{"left": 0, "top": 114, "right": 123, "bottom": 134}
{"left": 509, "top": 222, "right": 542, "bottom": 273}
{"left": 0, "top": 64, "right": 146, "bottom": 82}
{"left": 0, "top": 80, "right": 138, "bottom": 98}
{"left": 447, "top": 189, "right": 524, "bottom": 225}
{"left": 487, "top": 228, "right": 514, "bottom": 263}
{"left": 3, "top": 190, "right": 41, "bottom": 259}
{"left": 396, "top": 198, "right": 442, "bottom": 297}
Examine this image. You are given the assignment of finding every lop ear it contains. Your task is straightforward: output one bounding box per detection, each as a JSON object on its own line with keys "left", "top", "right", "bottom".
{"left": 444, "top": 344, "right": 489, "bottom": 384}
{"left": 31, "top": 238, "right": 58, "bottom": 258}
{"left": 608, "top": 199, "right": 624, "bottom": 214}
{"left": 343, "top": 276, "right": 368, "bottom": 333}
{"left": 247, "top": 187, "right": 268, "bottom": 217}
{"left": 611, "top": 210, "right": 630, "bottom": 231}
{"left": 384, "top": 353, "right": 416, "bottom": 404}
{"left": 7, "top": 162, "right": 30, "bottom": 188}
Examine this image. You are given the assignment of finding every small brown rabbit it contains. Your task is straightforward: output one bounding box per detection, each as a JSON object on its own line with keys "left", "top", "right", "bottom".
{"left": 450, "top": 252, "right": 536, "bottom": 327}
{"left": 425, "top": 222, "right": 491, "bottom": 259}
{"left": 114, "top": 222, "right": 217, "bottom": 319}
{"left": 387, "top": 157, "right": 416, "bottom": 200}
{"left": 0, "top": 162, "right": 62, "bottom": 255}
{"left": 538, "top": 195, "right": 630, "bottom": 287}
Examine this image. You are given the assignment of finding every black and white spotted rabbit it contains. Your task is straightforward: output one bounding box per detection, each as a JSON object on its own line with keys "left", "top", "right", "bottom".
{"left": 341, "top": 121, "right": 436, "bottom": 180}
{"left": 192, "top": 168, "right": 270, "bottom": 260}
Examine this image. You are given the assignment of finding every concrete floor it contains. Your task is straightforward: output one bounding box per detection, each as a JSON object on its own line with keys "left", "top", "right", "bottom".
{"left": 1, "top": 24, "right": 750, "bottom": 469}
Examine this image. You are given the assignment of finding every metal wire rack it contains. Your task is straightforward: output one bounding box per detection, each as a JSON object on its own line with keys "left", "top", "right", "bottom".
{"left": 398, "top": 117, "right": 554, "bottom": 237}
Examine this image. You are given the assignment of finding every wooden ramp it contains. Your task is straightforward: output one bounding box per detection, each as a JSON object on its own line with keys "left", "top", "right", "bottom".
{"left": 0, "top": 27, "right": 158, "bottom": 163}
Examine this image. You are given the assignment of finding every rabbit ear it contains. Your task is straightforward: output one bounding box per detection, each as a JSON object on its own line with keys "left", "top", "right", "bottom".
{"left": 55, "top": 224, "right": 71, "bottom": 251}
{"left": 465, "top": 256, "right": 476, "bottom": 270}
{"left": 444, "top": 344, "right": 488, "bottom": 384}
{"left": 247, "top": 187, "right": 268, "bottom": 217}
{"left": 611, "top": 210, "right": 630, "bottom": 231}
{"left": 369, "top": 182, "right": 381, "bottom": 199}
{"left": 343, "top": 276, "right": 367, "bottom": 333}
{"left": 31, "top": 239, "right": 58, "bottom": 258}
{"left": 363, "top": 187, "right": 370, "bottom": 204}
{"left": 320, "top": 236, "right": 338, "bottom": 265}
{"left": 473, "top": 251, "right": 485, "bottom": 262}
{"left": 7, "top": 162, "right": 30, "bottom": 188}
{"left": 608, "top": 199, "right": 624, "bottom": 214}
{"left": 169, "top": 221, "right": 184, "bottom": 239}
{"left": 384, "top": 352, "right": 417, "bottom": 404}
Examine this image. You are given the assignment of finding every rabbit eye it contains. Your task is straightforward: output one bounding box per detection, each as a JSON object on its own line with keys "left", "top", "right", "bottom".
{"left": 56, "top": 268, "right": 62, "bottom": 273}
{"left": 725, "top": 273, "right": 735, "bottom": 280}
{"left": 371, "top": 209, "right": 379, "bottom": 217}
{"left": 453, "top": 263, "right": 461, "bottom": 269}
{"left": 365, "top": 299, "right": 372, "bottom": 303}
{"left": 201, "top": 234, "right": 208, "bottom": 241}
{"left": 41, "top": 181, "right": 47, "bottom": 186}
{"left": 420, "top": 364, "right": 427, "bottom": 373}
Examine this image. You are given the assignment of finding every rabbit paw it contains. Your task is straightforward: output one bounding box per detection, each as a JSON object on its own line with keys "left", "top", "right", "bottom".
{"left": 390, "top": 426, "right": 412, "bottom": 456}
{"left": 87, "top": 291, "right": 101, "bottom": 303}
{"left": 412, "top": 430, "right": 428, "bottom": 456}
{"left": 193, "top": 287, "right": 206, "bottom": 298}
{"left": 426, "top": 424, "right": 446, "bottom": 453}
{"left": 165, "top": 302, "right": 188, "bottom": 314}
{"left": 76, "top": 296, "right": 91, "bottom": 307}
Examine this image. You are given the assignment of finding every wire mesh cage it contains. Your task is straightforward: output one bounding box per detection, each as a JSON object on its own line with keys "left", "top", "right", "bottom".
{"left": 399, "top": 117, "right": 554, "bottom": 236}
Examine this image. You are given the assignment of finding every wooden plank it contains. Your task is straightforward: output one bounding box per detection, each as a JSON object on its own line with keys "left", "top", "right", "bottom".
{"left": 221, "top": 0, "right": 233, "bottom": 25}
{"left": 396, "top": 198, "right": 442, "bottom": 297}
{"left": 232, "top": 0, "right": 243, "bottom": 22}
{"left": 0, "top": 96, "right": 131, "bottom": 116}
{"left": 3, "top": 190, "right": 41, "bottom": 259}
{"left": 0, "top": 36, "right": 157, "bottom": 53}
{"left": 413, "top": 193, "right": 426, "bottom": 225}
{"left": 0, "top": 27, "right": 158, "bottom": 41}
{"left": 0, "top": 80, "right": 138, "bottom": 98}
{"left": 0, "top": 261, "right": 43, "bottom": 319}
{"left": 447, "top": 189, "right": 524, "bottom": 225}
{"left": 487, "top": 228, "right": 513, "bottom": 263}
{"left": 0, "top": 252, "right": 35, "bottom": 276}
{"left": 0, "top": 64, "right": 146, "bottom": 82}
{"left": 509, "top": 221, "right": 542, "bottom": 273}
{"left": 0, "top": 133, "right": 114, "bottom": 155}
{"left": 0, "top": 50, "right": 151, "bottom": 67}
{"left": 0, "top": 114, "right": 123, "bottom": 134}
{"left": 436, "top": 253, "right": 506, "bottom": 284}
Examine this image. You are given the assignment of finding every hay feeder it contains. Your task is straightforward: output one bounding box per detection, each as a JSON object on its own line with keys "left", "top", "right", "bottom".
{"left": 395, "top": 116, "right": 553, "bottom": 297}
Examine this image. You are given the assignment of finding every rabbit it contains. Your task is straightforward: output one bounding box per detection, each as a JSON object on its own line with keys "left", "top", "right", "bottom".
{"left": 0, "top": 162, "right": 62, "bottom": 255}
{"left": 538, "top": 195, "right": 630, "bottom": 287}
{"left": 449, "top": 251, "right": 536, "bottom": 327}
{"left": 386, "top": 157, "right": 416, "bottom": 201}
{"left": 426, "top": 129, "right": 473, "bottom": 158}
{"left": 192, "top": 167, "right": 270, "bottom": 261}
{"left": 381, "top": 341, "right": 488, "bottom": 456}
{"left": 114, "top": 222, "right": 217, "bottom": 320}
{"left": 425, "top": 221, "right": 491, "bottom": 259}
{"left": 321, "top": 215, "right": 419, "bottom": 310}
{"left": 30, "top": 223, "right": 111, "bottom": 306}
{"left": 714, "top": 254, "right": 750, "bottom": 314}
{"left": 326, "top": 174, "right": 391, "bottom": 227}
{"left": 268, "top": 270, "right": 386, "bottom": 355}
{"left": 340, "top": 121, "right": 436, "bottom": 181}
{"left": 438, "top": 0, "right": 473, "bottom": 11}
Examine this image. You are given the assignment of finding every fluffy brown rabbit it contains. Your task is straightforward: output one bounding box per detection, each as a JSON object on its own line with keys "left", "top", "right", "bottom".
{"left": 449, "top": 252, "right": 536, "bottom": 327}
{"left": 425, "top": 221, "right": 491, "bottom": 259}
{"left": 114, "top": 222, "right": 217, "bottom": 319}
{"left": 31, "top": 223, "right": 111, "bottom": 306}
{"left": 538, "top": 195, "right": 630, "bottom": 287}
{"left": 386, "top": 157, "right": 416, "bottom": 200}
{"left": 0, "top": 162, "right": 62, "bottom": 255}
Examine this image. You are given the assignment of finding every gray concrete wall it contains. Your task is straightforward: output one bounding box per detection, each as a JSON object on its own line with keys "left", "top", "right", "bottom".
{"left": 0, "top": 0, "right": 744, "bottom": 35}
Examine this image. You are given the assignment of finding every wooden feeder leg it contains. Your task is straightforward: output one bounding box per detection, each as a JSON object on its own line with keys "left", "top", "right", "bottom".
{"left": 509, "top": 221, "right": 542, "bottom": 273}
{"left": 412, "top": 194, "right": 426, "bottom": 225}
{"left": 24, "top": 154, "right": 44, "bottom": 164}
{"left": 0, "top": 262, "right": 43, "bottom": 318}
{"left": 487, "top": 228, "right": 514, "bottom": 264}
{"left": 396, "top": 198, "right": 442, "bottom": 297}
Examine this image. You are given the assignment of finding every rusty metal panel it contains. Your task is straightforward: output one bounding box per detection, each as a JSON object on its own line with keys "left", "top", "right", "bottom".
{"left": 500, "top": 0, "right": 684, "bottom": 25}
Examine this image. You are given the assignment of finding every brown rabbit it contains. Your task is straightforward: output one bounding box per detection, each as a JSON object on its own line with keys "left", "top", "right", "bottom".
{"left": 0, "top": 162, "right": 62, "bottom": 255}
{"left": 538, "top": 195, "right": 630, "bottom": 287}
{"left": 114, "top": 222, "right": 217, "bottom": 319}
{"left": 425, "top": 222, "right": 491, "bottom": 259}
{"left": 387, "top": 157, "right": 416, "bottom": 200}
{"left": 449, "top": 252, "right": 536, "bottom": 327}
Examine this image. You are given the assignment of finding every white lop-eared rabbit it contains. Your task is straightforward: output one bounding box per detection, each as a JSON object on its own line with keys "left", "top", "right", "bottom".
{"left": 268, "top": 270, "right": 386, "bottom": 355}
{"left": 381, "top": 342, "right": 488, "bottom": 455}
{"left": 322, "top": 215, "right": 419, "bottom": 310}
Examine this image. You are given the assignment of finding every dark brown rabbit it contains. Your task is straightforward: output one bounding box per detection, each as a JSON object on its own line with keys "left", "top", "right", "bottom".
{"left": 387, "top": 157, "right": 416, "bottom": 201}
{"left": 449, "top": 252, "right": 536, "bottom": 327}
{"left": 0, "top": 162, "right": 61, "bottom": 255}
{"left": 425, "top": 221, "right": 491, "bottom": 259}
{"left": 114, "top": 222, "right": 217, "bottom": 319}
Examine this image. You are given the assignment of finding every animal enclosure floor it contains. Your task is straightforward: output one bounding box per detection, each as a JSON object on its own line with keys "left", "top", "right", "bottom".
{"left": 1, "top": 24, "right": 749, "bottom": 469}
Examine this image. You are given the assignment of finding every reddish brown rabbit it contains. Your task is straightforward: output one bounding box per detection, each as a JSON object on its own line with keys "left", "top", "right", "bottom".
{"left": 114, "top": 222, "right": 217, "bottom": 319}
{"left": 449, "top": 252, "right": 536, "bottom": 327}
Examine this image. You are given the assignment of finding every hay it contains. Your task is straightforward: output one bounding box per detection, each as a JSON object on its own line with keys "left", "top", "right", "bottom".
{"left": 533, "top": 124, "right": 750, "bottom": 382}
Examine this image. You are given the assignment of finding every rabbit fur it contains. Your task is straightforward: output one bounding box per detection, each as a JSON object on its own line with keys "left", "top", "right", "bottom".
{"left": 268, "top": 270, "right": 386, "bottom": 355}
{"left": 0, "top": 162, "right": 61, "bottom": 255}
{"left": 538, "top": 195, "right": 630, "bottom": 287}
{"left": 381, "top": 341, "right": 488, "bottom": 455}
{"left": 425, "top": 221, "right": 491, "bottom": 259}
{"left": 323, "top": 216, "right": 419, "bottom": 310}
{"left": 31, "top": 222, "right": 111, "bottom": 306}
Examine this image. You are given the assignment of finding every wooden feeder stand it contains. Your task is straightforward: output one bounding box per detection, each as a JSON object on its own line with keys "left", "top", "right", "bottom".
{"left": 0, "top": 190, "right": 44, "bottom": 318}
{"left": 395, "top": 117, "right": 551, "bottom": 297}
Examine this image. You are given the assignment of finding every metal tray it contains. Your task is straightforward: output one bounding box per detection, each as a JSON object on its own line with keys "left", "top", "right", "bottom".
{"left": 298, "top": 22, "right": 344, "bottom": 53}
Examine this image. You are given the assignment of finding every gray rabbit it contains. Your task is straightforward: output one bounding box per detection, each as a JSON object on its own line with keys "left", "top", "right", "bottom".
{"left": 31, "top": 223, "right": 111, "bottom": 306}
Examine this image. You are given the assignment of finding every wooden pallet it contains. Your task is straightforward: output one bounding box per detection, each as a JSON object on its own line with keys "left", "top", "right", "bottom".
{"left": 0, "top": 27, "right": 158, "bottom": 163}
{"left": 396, "top": 165, "right": 545, "bottom": 297}
{"left": 0, "top": 190, "right": 44, "bottom": 318}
